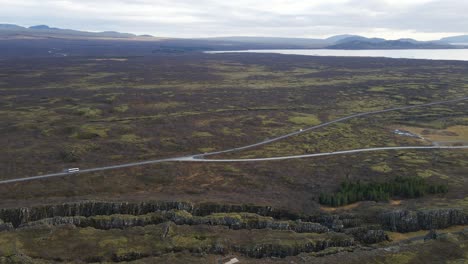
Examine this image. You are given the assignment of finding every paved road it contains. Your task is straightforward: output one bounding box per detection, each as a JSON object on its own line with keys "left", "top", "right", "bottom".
{"left": 187, "top": 146, "right": 468, "bottom": 162}
{"left": 0, "top": 157, "right": 184, "bottom": 184}
{"left": 1, "top": 96, "right": 467, "bottom": 185}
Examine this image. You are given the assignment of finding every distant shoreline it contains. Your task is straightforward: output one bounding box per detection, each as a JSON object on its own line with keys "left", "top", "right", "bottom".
{"left": 207, "top": 49, "right": 468, "bottom": 61}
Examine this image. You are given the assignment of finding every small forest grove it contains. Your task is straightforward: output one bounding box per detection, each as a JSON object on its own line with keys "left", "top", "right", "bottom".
{"left": 319, "top": 176, "right": 448, "bottom": 207}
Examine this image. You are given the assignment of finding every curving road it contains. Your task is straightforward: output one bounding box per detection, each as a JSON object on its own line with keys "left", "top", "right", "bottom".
{"left": 1, "top": 96, "right": 467, "bottom": 185}
{"left": 187, "top": 146, "right": 468, "bottom": 162}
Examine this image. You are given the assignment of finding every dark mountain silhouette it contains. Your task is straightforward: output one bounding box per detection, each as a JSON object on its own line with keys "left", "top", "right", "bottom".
{"left": 0, "top": 24, "right": 152, "bottom": 39}
{"left": 335, "top": 36, "right": 386, "bottom": 44}
{"left": 29, "top": 25, "right": 59, "bottom": 30}
{"left": 200, "top": 36, "right": 327, "bottom": 48}
{"left": 327, "top": 39, "right": 454, "bottom": 49}
{"left": 439, "top": 35, "right": 468, "bottom": 44}
{"left": 0, "top": 24, "right": 25, "bottom": 30}
{"left": 397, "top": 38, "right": 420, "bottom": 44}
{"left": 325, "top": 34, "right": 362, "bottom": 43}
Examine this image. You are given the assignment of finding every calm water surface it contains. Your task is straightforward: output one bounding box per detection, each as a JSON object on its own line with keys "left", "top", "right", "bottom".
{"left": 208, "top": 49, "right": 468, "bottom": 61}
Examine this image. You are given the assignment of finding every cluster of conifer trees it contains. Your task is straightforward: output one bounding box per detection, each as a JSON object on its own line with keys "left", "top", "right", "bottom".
{"left": 319, "top": 176, "right": 448, "bottom": 207}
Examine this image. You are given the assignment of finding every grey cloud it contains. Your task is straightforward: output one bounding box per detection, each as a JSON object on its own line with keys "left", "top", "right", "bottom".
{"left": 0, "top": 0, "right": 466, "bottom": 39}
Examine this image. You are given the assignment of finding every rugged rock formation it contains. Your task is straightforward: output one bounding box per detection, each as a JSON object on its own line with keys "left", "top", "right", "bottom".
{"left": 315, "top": 214, "right": 363, "bottom": 231}
{"left": 18, "top": 210, "right": 329, "bottom": 234}
{"left": 380, "top": 208, "right": 467, "bottom": 232}
{"left": 233, "top": 233, "right": 354, "bottom": 258}
{"left": 0, "top": 201, "right": 302, "bottom": 228}
{"left": 18, "top": 213, "right": 165, "bottom": 230}
{"left": 344, "top": 225, "right": 389, "bottom": 244}
{"left": 167, "top": 211, "right": 329, "bottom": 233}
{"left": 0, "top": 201, "right": 192, "bottom": 227}
{"left": 3, "top": 200, "right": 466, "bottom": 248}
{"left": 0, "top": 219, "right": 13, "bottom": 232}
{"left": 380, "top": 210, "right": 419, "bottom": 232}
{"left": 12, "top": 223, "right": 355, "bottom": 261}
{"left": 424, "top": 229, "right": 439, "bottom": 241}
{"left": 0, "top": 200, "right": 363, "bottom": 230}
{"left": 294, "top": 221, "right": 329, "bottom": 233}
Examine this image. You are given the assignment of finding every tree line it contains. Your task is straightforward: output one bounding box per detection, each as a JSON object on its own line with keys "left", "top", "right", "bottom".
{"left": 319, "top": 176, "right": 448, "bottom": 207}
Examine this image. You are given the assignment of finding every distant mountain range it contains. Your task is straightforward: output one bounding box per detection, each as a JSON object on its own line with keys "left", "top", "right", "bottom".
{"left": 439, "top": 35, "right": 468, "bottom": 44}
{"left": 327, "top": 36, "right": 454, "bottom": 50}
{"left": 198, "top": 36, "right": 327, "bottom": 48}
{"left": 199, "top": 35, "right": 463, "bottom": 50}
{"left": 0, "top": 24, "right": 156, "bottom": 40}
{"left": 0, "top": 24, "right": 467, "bottom": 57}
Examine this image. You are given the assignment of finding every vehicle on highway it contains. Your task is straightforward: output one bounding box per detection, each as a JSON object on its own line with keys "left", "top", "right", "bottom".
{"left": 64, "top": 168, "right": 80, "bottom": 173}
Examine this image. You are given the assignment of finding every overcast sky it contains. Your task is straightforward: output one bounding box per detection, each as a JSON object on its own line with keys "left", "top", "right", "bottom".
{"left": 1, "top": 0, "right": 467, "bottom": 40}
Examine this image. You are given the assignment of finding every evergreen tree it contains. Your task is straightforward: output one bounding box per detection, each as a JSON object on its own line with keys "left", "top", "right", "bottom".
{"left": 318, "top": 176, "right": 448, "bottom": 207}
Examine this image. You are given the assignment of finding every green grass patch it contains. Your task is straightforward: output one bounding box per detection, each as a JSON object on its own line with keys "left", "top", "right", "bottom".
{"left": 113, "top": 104, "right": 129, "bottom": 113}
{"left": 368, "top": 86, "right": 387, "bottom": 92}
{"left": 74, "top": 125, "right": 109, "bottom": 139}
{"left": 198, "top": 147, "right": 215, "bottom": 153}
{"left": 120, "top": 134, "right": 144, "bottom": 143}
{"left": 192, "top": 131, "right": 213, "bottom": 137}
{"left": 288, "top": 113, "right": 320, "bottom": 126}
{"left": 370, "top": 162, "right": 392, "bottom": 173}
{"left": 75, "top": 107, "right": 102, "bottom": 118}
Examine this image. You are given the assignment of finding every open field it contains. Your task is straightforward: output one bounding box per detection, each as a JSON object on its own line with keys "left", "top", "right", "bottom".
{"left": 1, "top": 53, "right": 467, "bottom": 206}
{"left": 0, "top": 53, "right": 467, "bottom": 262}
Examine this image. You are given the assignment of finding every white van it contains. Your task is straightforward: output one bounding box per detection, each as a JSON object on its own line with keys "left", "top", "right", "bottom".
{"left": 64, "top": 168, "right": 80, "bottom": 173}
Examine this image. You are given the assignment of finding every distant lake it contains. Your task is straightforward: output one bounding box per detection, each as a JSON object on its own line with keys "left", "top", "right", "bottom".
{"left": 208, "top": 49, "right": 468, "bottom": 61}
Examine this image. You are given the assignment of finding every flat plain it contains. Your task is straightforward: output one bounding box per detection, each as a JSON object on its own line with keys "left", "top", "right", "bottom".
{"left": 0, "top": 53, "right": 467, "bottom": 263}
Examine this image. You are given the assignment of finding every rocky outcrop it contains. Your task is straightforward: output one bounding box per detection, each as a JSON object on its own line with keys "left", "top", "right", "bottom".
{"left": 18, "top": 210, "right": 330, "bottom": 234}
{"left": 11, "top": 201, "right": 466, "bottom": 246}
{"left": 1, "top": 200, "right": 390, "bottom": 248}
{"left": 234, "top": 233, "right": 355, "bottom": 258}
{"left": 344, "top": 225, "right": 389, "bottom": 244}
{"left": 18, "top": 213, "right": 166, "bottom": 230}
{"left": 416, "top": 209, "right": 467, "bottom": 230}
{"left": 424, "top": 229, "right": 439, "bottom": 241}
{"left": 380, "top": 210, "right": 419, "bottom": 232}
{"left": 194, "top": 203, "right": 301, "bottom": 219}
{"left": 167, "top": 211, "right": 329, "bottom": 233}
{"left": 0, "top": 201, "right": 303, "bottom": 228}
{"left": 0, "top": 201, "right": 193, "bottom": 227}
{"left": 18, "top": 216, "right": 83, "bottom": 229}
{"left": 315, "top": 214, "right": 362, "bottom": 231}
{"left": 380, "top": 208, "right": 467, "bottom": 232}
{"left": 294, "top": 221, "right": 329, "bottom": 233}
{"left": 0, "top": 200, "right": 365, "bottom": 231}
{"left": 0, "top": 219, "right": 13, "bottom": 232}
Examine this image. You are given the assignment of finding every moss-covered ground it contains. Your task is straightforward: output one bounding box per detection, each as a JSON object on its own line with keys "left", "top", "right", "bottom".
{"left": 0, "top": 53, "right": 467, "bottom": 262}
{"left": 0, "top": 54, "right": 467, "bottom": 210}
